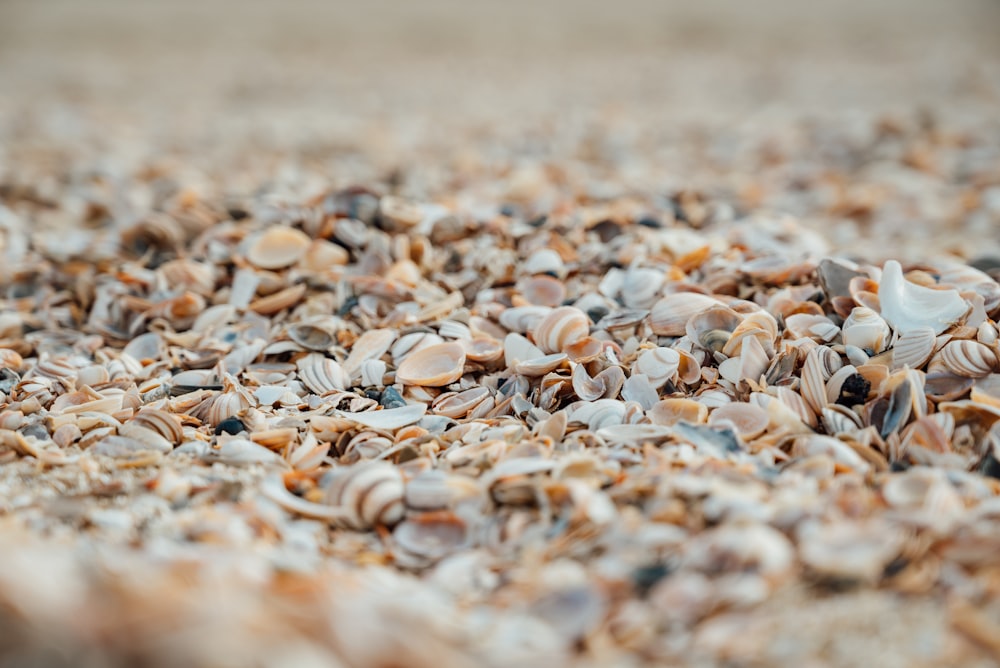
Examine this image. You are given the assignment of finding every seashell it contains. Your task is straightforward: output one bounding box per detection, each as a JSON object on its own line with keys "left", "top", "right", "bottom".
{"left": 791, "top": 435, "right": 870, "bottom": 474}
{"left": 343, "top": 328, "right": 397, "bottom": 375}
{"left": 396, "top": 341, "right": 466, "bottom": 387}
{"left": 722, "top": 312, "right": 778, "bottom": 358}
{"left": 91, "top": 434, "right": 168, "bottom": 458}
{"left": 933, "top": 340, "right": 998, "bottom": 378}
{"left": 339, "top": 403, "right": 426, "bottom": 430}
{"left": 514, "top": 353, "right": 567, "bottom": 377}
{"left": 286, "top": 323, "right": 336, "bottom": 352}
{"left": 533, "top": 306, "right": 590, "bottom": 354}
{"left": 123, "top": 332, "right": 164, "bottom": 363}
{"left": 634, "top": 347, "right": 681, "bottom": 389}
{"left": 392, "top": 512, "right": 469, "bottom": 567}
{"left": 128, "top": 409, "right": 183, "bottom": 444}
{"left": 504, "top": 333, "right": 545, "bottom": 367}
{"left": 461, "top": 336, "right": 504, "bottom": 363}
{"left": 621, "top": 373, "right": 658, "bottom": 410}
{"left": 432, "top": 387, "right": 492, "bottom": 418}
{"left": 522, "top": 248, "right": 566, "bottom": 278}
{"left": 923, "top": 372, "right": 974, "bottom": 402}
{"left": 564, "top": 336, "right": 604, "bottom": 363}
{"left": 572, "top": 364, "right": 625, "bottom": 402}
{"left": 842, "top": 307, "right": 890, "bottom": 354}
{"left": 515, "top": 275, "right": 566, "bottom": 307}
{"left": 596, "top": 424, "right": 673, "bottom": 446}
{"left": 159, "top": 258, "right": 216, "bottom": 296}
{"left": 299, "top": 239, "right": 349, "bottom": 271}
{"left": 246, "top": 226, "right": 311, "bottom": 269}
{"left": 208, "top": 439, "right": 286, "bottom": 466}
{"left": 499, "top": 306, "right": 552, "bottom": 334}
{"left": 879, "top": 260, "right": 969, "bottom": 335}
{"left": 648, "top": 293, "right": 721, "bottom": 337}
{"left": 116, "top": 422, "right": 174, "bottom": 453}
{"left": 783, "top": 313, "right": 840, "bottom": 343}
{"left": 685, "top": 305, "right": 742, "bottom": 353}
{"left": 322, "top": 462, "right": 406, "bottom": 529}
{"left": 648, "top": 398, "right": 708, "bottom": 425}
{"left": 391, "top": 331, "right": 445, "bottom": 365}
{"left": 249, "top": 283, "right": 307, "bottom": 315}
{"left": 250, "top": 427, "right": 299, "bottom": 450}
{"left": 821, "top": 404, "right": 863, "bottom": 434}
{"left": 933, "top": 259, "right": 1000, "bottom": 316}
{"left": 76, "top": 365, "right": 110, "bottom": 387}
{"left": 297, "top": 356, "right": 350, "bottom": 395}
{"left": 818, "top": 258, "right": 866, "bottom": 300}
{"left": 621, "top": 267, "right": 665, "bottom": 309}
{"left": 568, "top": 399, "right": 627, "bottom": 430}
{"left": 971, "top": 375, "right": 1000, "bottom": 410}
{"left": 192, "top": 388, "right": 251, "bottom": 425}
{"left": 708, "top": 403, "right": 768, "bottom": 440}
{"left": 228, "top": 268, "right": 261, "bottom": 309}
{"left": 891, "top": 326, "right": 936, "bottom": 370}
{"left": 776, "top": 387, "right": 817, "bottom": 427}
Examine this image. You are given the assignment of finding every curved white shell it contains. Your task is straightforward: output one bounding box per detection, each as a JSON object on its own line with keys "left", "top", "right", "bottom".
{"left": 879, "top": 260, "right": 969, "bottom": 335}
{"left": 891, "top": 326, "right": 936, "bottom": 370}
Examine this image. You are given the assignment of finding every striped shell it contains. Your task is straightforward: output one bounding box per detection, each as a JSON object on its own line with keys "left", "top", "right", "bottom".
{"left": 396, "top": 341, "right": 466, "bottom": 387}
{"left": 648, "top": 293, "right": 721, "bottom": 336}
{"left": 533, "top": 306, "right": 590, "bottom": 354}
{"left": 128, "top": 409, "right": 183, "bottom": 445}
{"left": 298, "top": 356, "right": 350, "bottom": 395}
{"left": 933, "top": 340, "right": 999, "bottom": 378}
{"left": 323, "top": 462, "right": 406, "bottom": 530}
{"left": 633, "top": 347, "right": 681, "bottom": 389}
{"left": 891, "top": 326, "right": 936, "bottom": 370}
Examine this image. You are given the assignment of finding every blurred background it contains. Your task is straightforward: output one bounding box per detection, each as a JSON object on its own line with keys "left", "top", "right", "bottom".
{"left": 1, "top": 0, "right": 999, "bottom": 257}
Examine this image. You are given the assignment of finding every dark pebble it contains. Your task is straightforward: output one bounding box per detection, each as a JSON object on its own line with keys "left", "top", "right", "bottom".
{"left": 631, "top": 563, "right": 672, "bottom": 597}
{"left": 380, "top": 386, "right": 407, "bottom": 409}
{"left": 215, "top": 417, "right": 246, "bottom": 435}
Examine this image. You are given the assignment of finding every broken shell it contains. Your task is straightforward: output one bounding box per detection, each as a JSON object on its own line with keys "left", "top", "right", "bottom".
{"left": 634, "top": 347, "right": 681, "bottom": 389}
{"left": 396, "top": 341, "right": 466, "bottom": 387}
{"left": 246, "top": 226, "right": 311, "bottom": 269}
{"left": 432, "top": 387, "right": 492, "bottom": 418}
{"left": 686, "top": 305, "right": 742, "bottom": 353}
{"left": 128, "top": 409, "right": 183, "bottom": 445}
{"left": 298, "top": 356, "right": 350, "bottom": 395}
{"left": 533, "top": 306, "right": 590, "bottom": 354}
{"left": 648, "top": 398, "right": 708, "bottom": 425}
{"left": 879, "top": 260, "right": 969, "bottom": 335}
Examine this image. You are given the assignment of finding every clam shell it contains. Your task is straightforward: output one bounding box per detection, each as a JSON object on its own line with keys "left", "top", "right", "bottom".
{"left": 432, "top": 387, "right": 492, "bottom": 418}
{"left": 516, "top": 275, "right": 566, "bottom": 307}
{"left": 340, "top": 404, "right": 427, "bottom": 430}
{"left": 344, "top": 328, "right": 397, "bottom": 375}
{"left": 298, "top": 356, "right": 350, "bottom": 395}
{"left": 286, "top": 323, "right": 336, "bottom": 352}
{"left": 499, "top": 306, "right": 551, "bottom": 334}
{"left": 533, "top": 306, "right": 590, "bottom": 354}
{"left": 634, "top": 347, "right": 681, "bottom": 389}
{"left": 648, "top": 293, "right": 720, "bottom": 336}
{"left": 323, "top": 461, "right": 406, "bottom": 530}
{"left": 128, "top": 408, "right": 183, "bottom": 444}
{"left": 891, "top": 326, "right": 936, "bottom": 370}
{"left": 246, "top": 226, "right": 311, "bottom": 269}
{"left": 971, "top": 375, "right": 1000, "bottom": 410}
{"left": 396, "top": 341, "right": 466, "bottom": 387}
{"left": 708, "top": 402, "right": 768, "bottom": 440}
{"left": 686, "top": 305, "right": 742, "bottom": 353}
{"left": 933, "top": 340, "right": 999, "bottom": 378}
{"left": 572, "top": 364, "right": 625, "bottom": 402}
{"left": 621, "top": 267, "right": 665, "bottom": 309}
{"left": 879, "top": 260, "right": 969, "bottom": 335}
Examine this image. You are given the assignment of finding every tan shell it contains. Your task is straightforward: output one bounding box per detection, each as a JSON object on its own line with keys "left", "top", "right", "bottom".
{"left": 396, "top": 341, "right": 466, "bottom": 387}
{"left": 891, "top": 326, "right": 937, "bottom": 370}
{"left": 533, "top": 306, "right": 590, "bottom": 354}
{"left": 516, "top": 275, "right": 567, "bottom": 307}
{"left": 708, "top": 402, "right": 769, "bottom": 440}
{"left": 298, "top": 357, "right": 350, "bottom": 395}
{"left": 842, "top": 306, "right": 890, "bottom": 354}
{"left": 344, "top": 328, "right": 397, "bottom": 375}
{"left": 648, "top": 293, "right": 720, "bottom": 336}
{"left": 323, "top": 461, "right": 406, "bottom": 530}
{"left": 432, "top": 387, "right": 492, "bottom": 418}
{"left": 128, "top": 409, "right": 183, "bottom": 445}
{"left": 299, "top": 239, "right": 350, "bottom": 271}
{"left": 971, "top": 375, "right": 1000, "bottom": 410}
{"left": 686, "top": 305, "right": 743, "bottom": 353}
{"left": 933, "top": 340, "right": 999, "bottom": 378}
{"left": 648, "top": 398, "right": 708, "bottom": 425}
{"left": 246, "top": 227, "right": 311, "bottom": 269}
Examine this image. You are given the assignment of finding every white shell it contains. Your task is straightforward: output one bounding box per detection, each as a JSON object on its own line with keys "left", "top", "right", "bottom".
{"left": 891, "top": 326, "right": 936, "bottom": 370}
{"left": 879, "top": 260, "right": 969, "bottom": 335}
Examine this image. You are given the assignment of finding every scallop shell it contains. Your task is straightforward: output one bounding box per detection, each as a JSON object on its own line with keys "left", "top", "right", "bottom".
{"left": 323, "top": 462, "right": 406, "bottom": 530}
{"left": 396, "top": 341, "right": 466, "bottom": 387}
{"left": 298, "top": 356, "right": 350, "bottom": 395}
{"left": 842, "top": 307, "right": 890, "bottom": 354}
{"left": 533, "top": 306, "right": 590, "bottom": 354}
{"left": 879, "top": 259, "right": 969, "bottom": 335}
{"left": 634, "top": 347, "right": 680, "bottom": 389}
{"left": 648, "top": 293, "right": 721, "bottom": 337}
{"left": 891, "top": 326, "right": 936, "bottom": 370}
{"left": 246, "top": 226, "right": 311, "bottom": 269}
{"left": 933, "top": 340, "right": 999, "bottom": 378}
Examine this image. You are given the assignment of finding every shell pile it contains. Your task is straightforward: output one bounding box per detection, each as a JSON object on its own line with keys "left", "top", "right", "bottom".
{"left": 4, "top": 3, "right": 1000, "bottom": 665}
